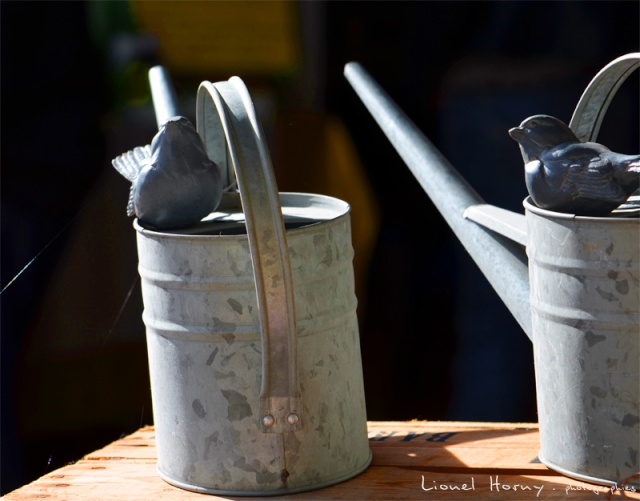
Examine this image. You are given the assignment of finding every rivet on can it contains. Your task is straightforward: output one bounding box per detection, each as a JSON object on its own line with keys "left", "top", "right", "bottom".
{"left": 262, "top": 414, "right": 275, "bottom": 428}
{"left": 287, "top": 413, "right": 299, "bottom": 425}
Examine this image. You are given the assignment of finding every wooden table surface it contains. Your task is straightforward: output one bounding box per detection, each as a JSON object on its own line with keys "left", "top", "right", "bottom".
{"left": 4, "top": 421, "right": 638, "bottom": 500}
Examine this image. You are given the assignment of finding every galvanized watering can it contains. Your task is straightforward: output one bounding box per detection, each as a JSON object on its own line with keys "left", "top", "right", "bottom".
{"left": 345, "top": 53, "right": 640, "bottom": 487}
{"left": 135, "top": 77, "right": 371, "bottom": 495}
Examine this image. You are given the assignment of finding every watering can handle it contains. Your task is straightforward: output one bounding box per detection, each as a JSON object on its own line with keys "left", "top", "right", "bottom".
{"left": 196, "top": 84, "right": 235, "bottom": 190}
{"left": 569, "top": 53, "right": 640, "bottom": 142}
{"left": 195, "top": 78, "right": 302, "bottom": 434}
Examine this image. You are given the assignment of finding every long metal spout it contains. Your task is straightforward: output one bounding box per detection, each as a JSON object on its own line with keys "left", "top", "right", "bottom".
{"left": 149, "top": 65, "right": 180, "bottom": 129}
{"left": 344, "top": 62, "right": 532, "bottom": 340}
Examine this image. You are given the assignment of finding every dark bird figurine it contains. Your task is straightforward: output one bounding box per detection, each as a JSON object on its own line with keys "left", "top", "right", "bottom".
{"left": 112, "top": 116, "right": 223, "bottom": 229}
{"left": 509, "top": 114, "right": 640, "bottom": 216}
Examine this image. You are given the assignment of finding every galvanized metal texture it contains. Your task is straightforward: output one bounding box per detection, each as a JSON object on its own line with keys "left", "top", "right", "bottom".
{"left": 463, "top": 204, "right": 528, "bottom": 246}
{"left": 525, "top": 198, "right": 639, "bottom": 486}
{"left": 196, "top": 82, "right": 234, "bottom": 189}
{"left": 136, "top": 194, "right": 371, "bottom": 495}
{"left": 135, "top": 194, "right": 371, "bottom": 495}
{"left": 197, "top": 79, "right": 301, "bottom": 435}
{"left": 570, "top": 53, "right": 640, "bottom": 143}
{"left": 344, "top": 62, "right": 532, "bottom": 339}
{"left": 135, "top": 75, "right": 371, "bottom": 495}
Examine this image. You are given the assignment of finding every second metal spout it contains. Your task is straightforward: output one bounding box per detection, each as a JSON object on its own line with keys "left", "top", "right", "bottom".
{"left": 344, "top": 62, "right": 532, "bottom": 340}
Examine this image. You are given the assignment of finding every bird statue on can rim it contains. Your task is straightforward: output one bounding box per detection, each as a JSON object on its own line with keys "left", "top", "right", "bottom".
{"left": 112, "top": 116, "right": 223, "bottom": 229}
{"left": 509, "top": 114, "right": 640, "bottom": 216}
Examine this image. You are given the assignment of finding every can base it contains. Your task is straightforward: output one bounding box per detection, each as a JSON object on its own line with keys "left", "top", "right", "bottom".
{"left": 156, "top": 450, "right": 373, "bottom": 497}
{"left": 538, "top": 451, "right": 640, "bottom": 489}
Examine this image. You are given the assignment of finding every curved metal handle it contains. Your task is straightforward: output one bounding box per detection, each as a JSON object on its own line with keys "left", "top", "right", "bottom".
{"left": 196, "top": 82, "right": 234, "bottom": 190}
{"left": 569, "top": 53, "right": 640, "bottom": 142}
{"left": 196, "top": 78, "right": 301, "bottom": 434}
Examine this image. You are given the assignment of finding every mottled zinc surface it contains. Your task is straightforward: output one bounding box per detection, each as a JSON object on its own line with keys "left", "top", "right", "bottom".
{"left": 526, "top": 200, "right": 639, "bottom": 484}
{"left": 136, "top": 195, "right": 371, "bottom": 495}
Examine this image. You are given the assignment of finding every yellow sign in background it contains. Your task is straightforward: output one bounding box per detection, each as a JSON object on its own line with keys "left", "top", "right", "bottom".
{"left": 132, "top": 1, "right": 300, "bottom": 76}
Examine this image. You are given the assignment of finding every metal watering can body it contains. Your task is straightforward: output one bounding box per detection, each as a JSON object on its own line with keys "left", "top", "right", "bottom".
{"left": 134, "top": 76, "right": 371, "bottom": 496}
{"left": 345, "top": 54, "right": 639, "bottom": 487}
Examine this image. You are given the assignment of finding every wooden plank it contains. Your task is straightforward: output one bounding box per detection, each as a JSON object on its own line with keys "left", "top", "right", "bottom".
{"left": 367, "top": 421, "right": 544, "bottom": 470}
{"left": 6, "top": 459, "right": 638, "bottom": 500}
{"left": 5, "top": 423, "right": 639, "bottom": 500}
{"left": 84, "top": 425, "right": 157, "bottom": 461}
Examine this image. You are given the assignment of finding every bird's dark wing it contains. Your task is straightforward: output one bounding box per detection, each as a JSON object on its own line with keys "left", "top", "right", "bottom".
{"left": 543, "top": 143, "right": 626, "bottom": 201}
{"left": 111, "top": 145, "right": 152, "bottom": 182}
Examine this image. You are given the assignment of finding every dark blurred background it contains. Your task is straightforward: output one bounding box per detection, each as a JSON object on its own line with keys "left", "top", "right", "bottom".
{"left": 2, "top": 0, "right": 638, "bottom": 494}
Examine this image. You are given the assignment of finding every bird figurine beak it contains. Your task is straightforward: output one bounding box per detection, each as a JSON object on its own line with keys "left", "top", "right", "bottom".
{"left": 508, "top": 126, "right": 524, "bottom": 140}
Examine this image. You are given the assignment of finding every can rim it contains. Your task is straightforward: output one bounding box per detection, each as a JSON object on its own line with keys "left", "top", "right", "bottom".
{"left": 134, "top": 192, "right": 351, "bottom": 238}
{"left": 523, "top": 197, "right": 640, "bottom": 223}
